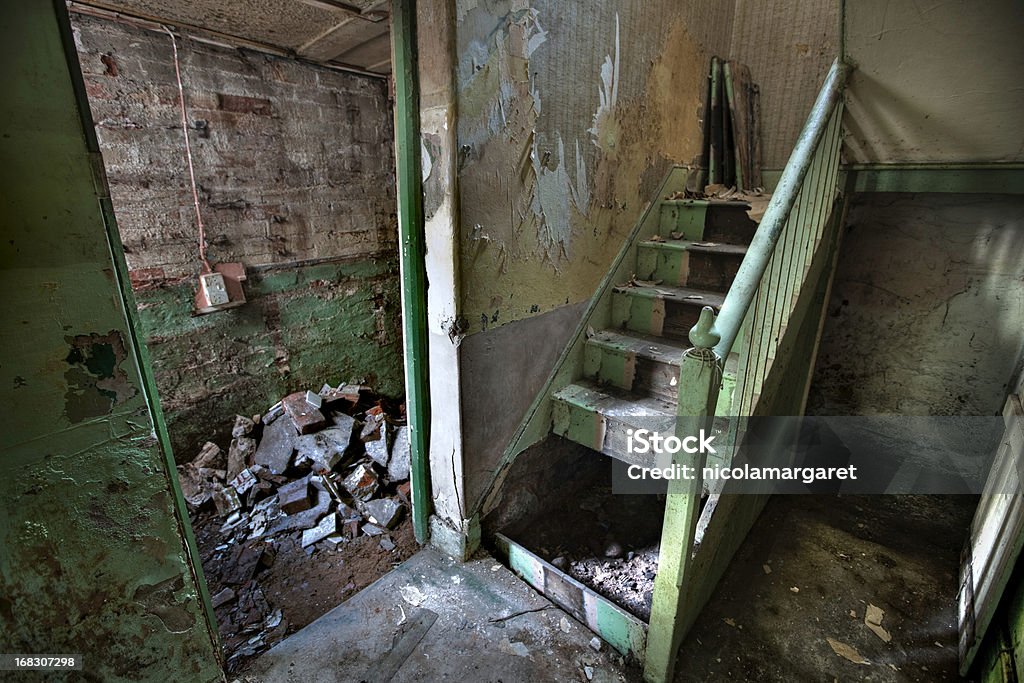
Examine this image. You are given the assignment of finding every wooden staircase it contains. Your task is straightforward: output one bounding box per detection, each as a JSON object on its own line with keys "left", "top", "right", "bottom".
{"left": 551, "top": 199, "right": 758, "bottom": 465}
{"left": 486, "top": 58, "right": 851, "bottom": 683}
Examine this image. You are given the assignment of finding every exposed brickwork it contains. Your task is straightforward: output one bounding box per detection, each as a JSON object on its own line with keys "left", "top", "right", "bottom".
{"left": 72, "top": 14, "right": 397, "bottom": 282}
{"left": 71, "top": 15, "right": 404, "bottom": 460}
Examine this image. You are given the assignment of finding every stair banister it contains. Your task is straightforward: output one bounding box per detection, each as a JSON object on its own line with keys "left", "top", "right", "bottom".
{"left": 695, "top": 58, "right": 850, "bottom": 360}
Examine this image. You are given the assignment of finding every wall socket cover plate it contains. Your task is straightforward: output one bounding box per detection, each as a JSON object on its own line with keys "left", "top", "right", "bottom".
{"left": 195, "top": 262, "right": 247, "bottom": 315}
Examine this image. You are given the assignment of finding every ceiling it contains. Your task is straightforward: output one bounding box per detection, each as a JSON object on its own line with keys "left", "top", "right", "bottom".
{"left": 72, "top": 0, "right": 393, "bottom": 75}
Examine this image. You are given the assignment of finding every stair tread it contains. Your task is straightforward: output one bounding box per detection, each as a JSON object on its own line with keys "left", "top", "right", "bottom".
{"left": 639, "top": 239, "right": 748, "bottom": 256}
{"left": 587, "top": 329, "right": 687, "bottom": 365}
{"left": 553, "top": 380, "right": 677, "bottom": 420}
{"left": 661, "top": 198, "right": 752, "bottom": 209}
{"left": 612, "top": 282, "right": 727, "bottom": 308}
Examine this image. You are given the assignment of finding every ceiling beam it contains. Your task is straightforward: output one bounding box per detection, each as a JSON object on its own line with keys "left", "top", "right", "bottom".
{"left": 295, "top": 0, "right": 388, "bottom": 22}
{"left": 68, "top": 1, "right": 388, "bottom": 80}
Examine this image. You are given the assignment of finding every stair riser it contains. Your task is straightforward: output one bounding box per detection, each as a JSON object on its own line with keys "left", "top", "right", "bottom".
{"left": 635, "top": 356, "right": 681, "bottom": 403}
{"left": 662, "top": 302, "right": 709, "bottom": 344}
{"left": 612, "top": 291, "right": 716, "bottom": 345}
{"left": 636, "top": 245, "right": 743, "bottom": 291}
{"left": 551, "top": 396, "right": 674, "bottom": 467}
{"left": 659, "top": 202, "right": 758, "bottom": 244}
{"left": 584, "top": 342, "right": 680, "bottom": 402}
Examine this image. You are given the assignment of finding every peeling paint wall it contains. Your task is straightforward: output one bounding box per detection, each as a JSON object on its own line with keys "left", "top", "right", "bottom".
{"left": 0, "top": 3, "right": 221, "bottom": 680}
{"left": 454, "top": 0, "right": 733, "bottom": 330}
{"left": 808, "top": 194, "right": 1024, "bottom": 417}
{"left": 72, "top": 16, "right": 404, "bottom": 459}
{"left": 730, "top": 0, "right": 837, "bottom": 171}
{"left": 845, "top": 0, "right": 1024, "bottom": 164}
{"left": 436, "top": 0, "right": 736, "bottom": 512}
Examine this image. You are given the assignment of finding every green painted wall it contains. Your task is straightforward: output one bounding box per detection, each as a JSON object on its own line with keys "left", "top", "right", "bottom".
{"left": 136, "top": 258, "right": 403, "bottom": 461}
{"left": 0, "top": 2, "right": 222, "bottom": 680}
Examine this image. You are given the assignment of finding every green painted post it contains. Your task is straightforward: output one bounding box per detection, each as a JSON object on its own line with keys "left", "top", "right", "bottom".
{"left": 391, "top": 0, "right": 432, "bottom": 544}
{"left": 644, "top": 309, "right": 721, "bottom": 683}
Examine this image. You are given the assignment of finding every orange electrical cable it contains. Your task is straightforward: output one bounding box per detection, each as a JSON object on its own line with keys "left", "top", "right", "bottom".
{"left": 163, "top": 25, "right": 212, "bottom": 274}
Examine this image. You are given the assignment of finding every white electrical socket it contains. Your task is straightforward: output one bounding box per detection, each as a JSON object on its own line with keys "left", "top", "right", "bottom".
{"left": 200, "top": 272, "right": 230, "bottom": 306}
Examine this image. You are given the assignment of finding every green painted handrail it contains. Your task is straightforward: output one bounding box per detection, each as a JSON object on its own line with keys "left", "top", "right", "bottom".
{"left": 691, "top": 58, "right": 850, "bottom": 360}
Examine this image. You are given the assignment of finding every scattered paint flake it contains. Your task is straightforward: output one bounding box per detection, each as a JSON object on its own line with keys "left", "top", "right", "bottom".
{"left": 723, "top": 618, "right": 737, "bottom": 628}
{"left": 790, "top": 586, "right": 800, "bottom": 593}
{"left": 400, "top": 585, "right": 426, "bottom": 607}
{"left": 560, "top": 616, "right": 571, "bottom": 633}
{"left": 849, "top": 610, "right": 857, "bottom": 619}
{"left": 827, "top": 638, "right": 870, "bottom": 665}
{"left": 864, "top": 603, "right": 892, "bottom": 643}
{"left": 491, "top": 564, "right": 501, "bottom": 572}
{"left": 762, "top": 563, "right": 772, "bottom": 575}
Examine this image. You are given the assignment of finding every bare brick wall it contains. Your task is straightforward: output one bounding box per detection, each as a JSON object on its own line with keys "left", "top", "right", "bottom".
{"left": 73, "top": 14, "right": 396, "bottom": 281}
{"left": 71, "top": 15, "right": 404, "bottom": 460}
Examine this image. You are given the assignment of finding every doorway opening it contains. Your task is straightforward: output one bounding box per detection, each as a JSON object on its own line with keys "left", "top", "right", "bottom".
{"left": 68, "top": 2, "right": 415, "bottom": 672}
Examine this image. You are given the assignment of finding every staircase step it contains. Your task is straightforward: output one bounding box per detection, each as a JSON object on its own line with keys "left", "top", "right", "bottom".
{"left": 659, "top": 199, "right": 758, "bottom": 244}
{"left": 551, "top": 381, "right": 676, "bottom": 465}
{"left": 636, "top": 239, "right": 747, "bottom": 290}
{"left": 584, "top": 330, "right": 686, "bottom": 402}
{"left": 611, "top": 283, "right": 726, "bottom": 344}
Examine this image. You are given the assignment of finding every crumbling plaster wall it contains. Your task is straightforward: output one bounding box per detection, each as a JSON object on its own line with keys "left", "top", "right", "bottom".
{"left": 421, "top": 0, "right": 737, "bottom": 516}
{"left": 808, "top": 194, "right": 1024, "bottom": 417}
{"left": 73, "top": 15, "right": 404, "bottom": 460}
{"left": 844, "top": 0, "right": 1024, "bottom": 164}
{"left": 0, "top": 3, "right": 221, "bottom": 679}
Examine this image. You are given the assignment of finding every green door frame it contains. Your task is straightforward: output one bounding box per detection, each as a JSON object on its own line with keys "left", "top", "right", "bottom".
{"left": 391, "top": 0, "right": 433, "bottom": 544}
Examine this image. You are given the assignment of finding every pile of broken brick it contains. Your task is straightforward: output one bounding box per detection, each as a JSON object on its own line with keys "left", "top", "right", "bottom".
{"left": 177, "top": 384, "right": 412, "bottom": 665}
{"left": 178, "top": 383, "right": 412, "bottom": 551}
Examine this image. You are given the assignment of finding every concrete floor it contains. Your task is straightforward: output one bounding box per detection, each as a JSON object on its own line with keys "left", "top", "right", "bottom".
{"left": 243, "top": 547, "right": 636, "bottom": 682}
{"left": 241, "top": 495, "right": 973, "bottom": 683}
{"left": 674, "top": 495, "right": 975, "bottom": 682}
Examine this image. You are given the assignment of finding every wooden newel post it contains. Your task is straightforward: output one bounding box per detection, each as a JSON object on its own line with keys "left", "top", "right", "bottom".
{"left": 644, "top": 307, "right": 722, "bottom": 682}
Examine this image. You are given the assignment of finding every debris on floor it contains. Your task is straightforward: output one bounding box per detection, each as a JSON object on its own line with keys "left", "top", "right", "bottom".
{"left": 864, "top": 603, "right": 892, "bottom": 643}
{"left": 508, "top": 484, "right": 666, "bottom": 621}
{"left": 827, "top": 637, "right": 870, "bottom": 665}
{"left": 177, "top": 382, "right": 418, "bottom": 672}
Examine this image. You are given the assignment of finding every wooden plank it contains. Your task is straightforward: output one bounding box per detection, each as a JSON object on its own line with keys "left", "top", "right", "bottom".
{"left": 493, "top": 533, "right": 648, "bottom": 662}
{"left": 749, "top": 82, "right": 763, "bottom": 189}
{"left": 708, "top": 57, "right": 723, "bottom": 186}
{"left": 720, "top": 60, "right": 735, "bottom": 188}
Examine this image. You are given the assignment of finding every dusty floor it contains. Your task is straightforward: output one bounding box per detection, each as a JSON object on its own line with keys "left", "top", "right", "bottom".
{"left": 243, "top": 547, "right": 638, "bottom": 682}
{"left": 674, "top": 494, "right": 975, "bottom": 682}
{"left": 192, "top": 509, "right": 418, "bottom": 672}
